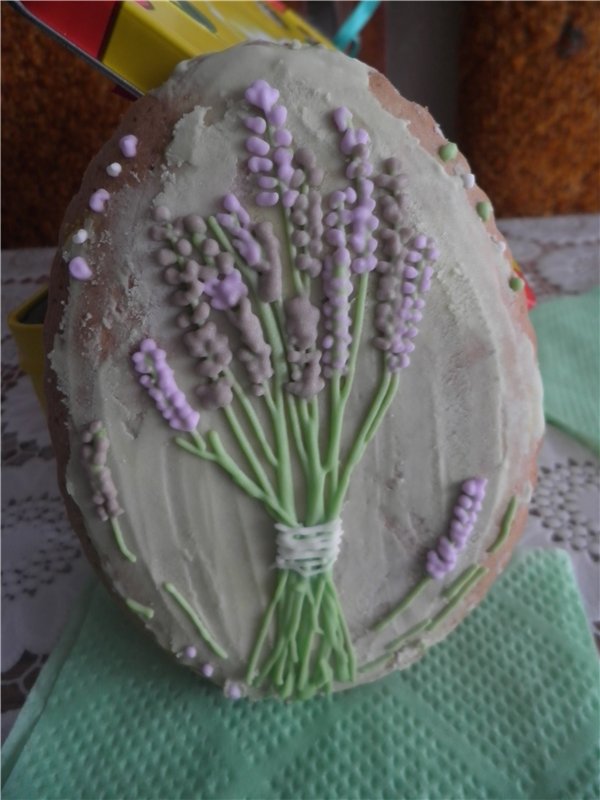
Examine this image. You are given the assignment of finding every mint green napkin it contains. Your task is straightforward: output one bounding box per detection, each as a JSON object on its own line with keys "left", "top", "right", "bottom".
{"left": 531, "top": 287, "right": 600, "bottom": 456}
{"left": 3, "top": 550, "right": 599, "bottom": 800}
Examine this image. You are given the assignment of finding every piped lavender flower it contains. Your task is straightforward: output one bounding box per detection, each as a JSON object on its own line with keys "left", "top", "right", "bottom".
{"left": 374, "top": 232, "right": 438, "bottom": 372}
{"left": 322, "top": 193, "right": 354, "bottom": 377}
{"left": 332, "top": 107, "right": 378, "bottom": 274}
{"left": 284, "top": 295, "right": 324, "bottom": 398}
{"left": 426, "top": 477, "right": 488, "bottom": 579}
{"left": 81, "top": 421, "right": 123, "bottom": 521}
{"left": 244, "top": 80, "right": 298, "bottom": 210}
{"left": 132, "top": 339, "right": 200, "bottom": 430}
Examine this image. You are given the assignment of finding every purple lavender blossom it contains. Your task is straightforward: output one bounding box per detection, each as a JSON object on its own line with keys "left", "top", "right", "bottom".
{"left": 374, "top": 232, "right": 439, "bottom": 372}
{"left": 284, "top": 295, "right": 324, "bottom": 398}
{"left": 217, "top": 194, "right": 262, "bottom": 266}
{"left": 216, "top": 195, "right": 282, "bottom": 302}
{"left": 321, "top": 250, "right": 353, "bottom": 378}
{"left": 426, "top": 477, "right": 488, "bottom": 579}
{"left": 331, "top": 107, "right": 378, "bottom": 274}
{"left": 243, "top": 81, "right": 299, "bottom": 209}
{"left": 132, "top": 339, "right": 200, "bottom": 431}
{"left": 204, "top": 270, "right": 247, "bottom": 311}
{"left": 81, "top": 421, "right": 123, "bottom": 521}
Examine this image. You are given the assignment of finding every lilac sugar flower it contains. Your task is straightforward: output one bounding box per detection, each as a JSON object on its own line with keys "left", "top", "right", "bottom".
{"left": 217, "top": 194, "right": 262, "bottom": 267}
{"left": 321, "top": 256, "right": 353, "bottom": 378}
{"left": 243, "top": 81, "right": 299, "bottom": 209}
{"left": 332, "top": 107, "right": 378, "bottom": 274}
{"left": 132, "top": 339, "right": 200, "bottom": 431}
{"left": 374, "top": 232, "right": 439, "bottom": 372}
{"left": 81, "top": 421, "right": 123, "bottom": 521}
{"left": 426, "top": 477, "right": 488, "bottom": 579}
{"left": 284, "top": 295, "right": 324, "bottom": 398}
{"left": 204, "top": 270, "right": 247, "bottom": 311}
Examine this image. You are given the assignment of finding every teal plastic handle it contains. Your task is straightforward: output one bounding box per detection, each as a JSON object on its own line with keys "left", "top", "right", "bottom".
{"left": 332, "top": 0, "right": 381, "bottom": 57}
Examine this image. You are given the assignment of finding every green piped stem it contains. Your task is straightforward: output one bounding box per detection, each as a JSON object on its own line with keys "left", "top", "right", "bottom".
{"left": 223, "top": 405, "right": 277, "bottom": 500}
{"left": 372, "top": 576, "right": 431, "bottom": 632}
{"left": 330, "top": 369, "right": 399, "bottom": 518}
{"left": 285, "top": 394, "right": 308, "bottom": 469}
{"left": 364, "top": 371, "right": 400, "bottom": 445}
{"left": 300, "top": 398, "right": 325, "bottom": 524}
{"left": 487, "top": 496, "right": 518, "bottom": 554}
{"left": 125, "top": 597, "right": 154, "bottom": 620}
{"left": 207, "top": 216, "right": 296, "bottom": 519}
{"left": 228, "top": 372, "right": 277, "bottom": 467}
{"left": 325, "top": 374, "right": 342, "bottom": 484}
{"left": 208, "top": 430, "right": 295, "bottom": 524}
{"left": 110, "top": 518, "right": 137, "bottom": 563}
{"left": 249, "top": 570, "right": 355, "bottom": 698}
{"left": 358, "top": 650, "right": 394, "bottom": 675}
{"left": 361, "top": 567, "right": 488, "bottom": 674}
{"left": 425, "top": 566, "right": 487, "bottom": 630}
{"left": 443, "top": 564, "right": 480, "bottom": 599}
{"left": 385, "top": 618, "right": 431, "bottom": 652}
{"left": 246, "top": 571, "right": 289, "bottom": 684}
{"left": 164, "top": 582, "right": 228, "bottom": 659}
{"left": 175, "top": 433, "right": 295, "bottom": 526}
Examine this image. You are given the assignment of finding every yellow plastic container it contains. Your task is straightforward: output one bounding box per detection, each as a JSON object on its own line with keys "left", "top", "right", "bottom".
{"left": 7, "top": 285, "right": 48, "bottom": 411}
{"left": 103, "top": 1, "right": 332, "bottom": 94}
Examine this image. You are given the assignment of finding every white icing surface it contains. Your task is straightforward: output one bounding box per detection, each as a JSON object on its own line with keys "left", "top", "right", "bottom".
{"left": 49, "top": 43, "right": 543, "bottom": 694}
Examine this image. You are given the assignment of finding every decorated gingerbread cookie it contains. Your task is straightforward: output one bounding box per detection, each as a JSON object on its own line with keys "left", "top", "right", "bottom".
{"left": 45, "top": 42, "right": 543, "bottom": 700}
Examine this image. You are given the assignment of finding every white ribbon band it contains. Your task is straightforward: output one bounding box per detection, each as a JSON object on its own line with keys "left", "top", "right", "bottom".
{"left": 274, "top": 519, "right": 343, "bottom": 578}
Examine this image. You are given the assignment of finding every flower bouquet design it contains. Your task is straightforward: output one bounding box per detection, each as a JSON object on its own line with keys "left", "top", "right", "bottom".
{"left": 137, "top": 80, "right": 439, "bottom": 699}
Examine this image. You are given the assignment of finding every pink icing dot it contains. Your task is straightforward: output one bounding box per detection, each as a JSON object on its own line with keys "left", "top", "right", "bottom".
{"left": 119, "top": 134, "right": 138, "bottom": 158}
{"left": 68, "top": 256, "right": 92, "bottom": 281}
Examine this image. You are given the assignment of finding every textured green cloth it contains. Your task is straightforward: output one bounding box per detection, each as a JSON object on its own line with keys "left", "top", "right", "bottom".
{"left": 2, "top": 550, "right": 599, "bottom": 800}
{"left": 531, "top": 288, "right": 600, "bottom": 456}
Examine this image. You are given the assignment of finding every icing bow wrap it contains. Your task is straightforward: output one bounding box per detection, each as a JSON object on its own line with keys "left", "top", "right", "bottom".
{"left": 275, "top": 519, "right": 343, "bottom": 578}
{"left": 139, "top": 76, "right": 444, "bottom": 700}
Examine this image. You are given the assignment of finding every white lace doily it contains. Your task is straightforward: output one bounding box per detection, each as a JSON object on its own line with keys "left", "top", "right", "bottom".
{"left": 2, "top": 216, "right": 599, "bottom": 742}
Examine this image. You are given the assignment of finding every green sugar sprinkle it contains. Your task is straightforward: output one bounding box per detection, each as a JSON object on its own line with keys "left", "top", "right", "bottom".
{"left": 487, "top": 496, "right": 518, "bottom": 554}
{"left": 164, "top": 582, "right": 228, "bottom": 660}
{"left": 476, "top": 201, "right": 493, "bottom": 222}
{"left": 438, "top": 142, "right": 458, "bottom": 162}
{"left": 125, "top": 598, "right": 154, "bottom": 621}
{"left": 509, "top": 275, "right": 524, "bottom": 292}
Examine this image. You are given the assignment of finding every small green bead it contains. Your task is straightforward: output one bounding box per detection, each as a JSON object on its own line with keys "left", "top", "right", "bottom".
{"left": 438, "top": 142, "right": 458, "bottom": 162}
{"left": 509, "top": 275, "right": 524, "bottom": 292}
{"left": 476, "top": 201, "right": 493, "bottom": 222}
